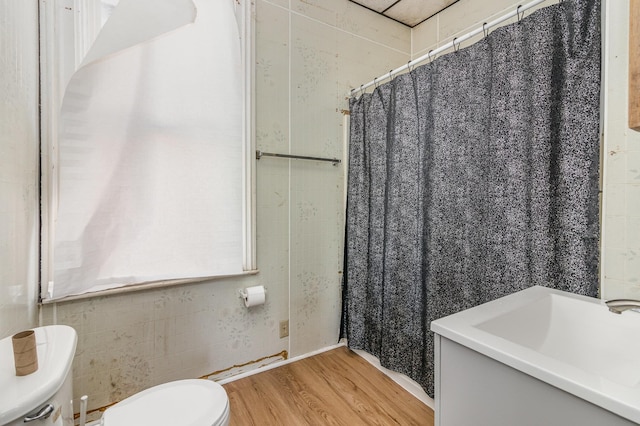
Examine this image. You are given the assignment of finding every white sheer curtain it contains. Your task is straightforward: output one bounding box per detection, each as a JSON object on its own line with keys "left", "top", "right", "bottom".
{"left": 49, "top": 0, "right": 245, "bottom": 300}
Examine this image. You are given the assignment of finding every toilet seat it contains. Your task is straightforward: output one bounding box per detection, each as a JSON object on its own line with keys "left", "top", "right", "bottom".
{"left": 101, "top": 379, "right": 229, "bottom": 426}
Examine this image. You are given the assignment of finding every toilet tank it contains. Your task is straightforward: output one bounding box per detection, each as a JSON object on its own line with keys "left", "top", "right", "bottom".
{"left": 0, "top": 325, "right": 77, "bottom": 426}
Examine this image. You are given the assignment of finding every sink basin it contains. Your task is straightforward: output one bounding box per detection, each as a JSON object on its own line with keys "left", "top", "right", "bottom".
{"left": 431, "top": 286, "right": 640, "bottom": 424}
{"left": 475, "top": 292, "right": 640, "bottom": 387}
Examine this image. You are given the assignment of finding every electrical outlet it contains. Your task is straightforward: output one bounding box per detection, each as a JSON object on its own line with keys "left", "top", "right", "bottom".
{"left": 279, "top": 320, "right": 289, "bottom": 338}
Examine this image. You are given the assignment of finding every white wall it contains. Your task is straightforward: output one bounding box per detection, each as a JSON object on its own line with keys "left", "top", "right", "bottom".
{"left": 34, "top": 0, "right": 410, "bottom": 417}
{"left": 0, "top": 0, "right": 40, "bottom": 338}
{"left": 601, "top": 0, "right": 640, "bottom": 300}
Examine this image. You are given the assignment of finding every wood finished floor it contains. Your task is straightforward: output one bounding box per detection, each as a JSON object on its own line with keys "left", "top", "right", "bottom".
{"left": 223, "top": 346, "right": 434, "bottom": 425}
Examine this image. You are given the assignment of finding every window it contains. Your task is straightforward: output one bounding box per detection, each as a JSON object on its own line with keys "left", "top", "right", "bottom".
{"left": 40, "top": 0, "right": 255, "bottom": 301}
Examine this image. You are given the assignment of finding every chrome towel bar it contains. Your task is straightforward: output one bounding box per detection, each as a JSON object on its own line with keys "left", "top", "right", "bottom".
{"left": 256, "top": 150, "right": 341, "bottom": 166}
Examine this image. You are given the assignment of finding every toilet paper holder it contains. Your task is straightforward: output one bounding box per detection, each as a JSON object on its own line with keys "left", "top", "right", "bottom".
{"left": 237, "top": 286, "right": 267, "bottom": 299}
{"left": 238, "top": 285, "right": 267, "bottom": 308}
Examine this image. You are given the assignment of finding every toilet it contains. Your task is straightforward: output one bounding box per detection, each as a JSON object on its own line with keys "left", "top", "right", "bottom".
{"left": 101, "top": 379, "right": 230, "bottom": 426}
{"left": 0, "top": 326, "right": 230, "bottom": 426}
{"left": 0, "top": 325, "right": 77, "bottom": 426}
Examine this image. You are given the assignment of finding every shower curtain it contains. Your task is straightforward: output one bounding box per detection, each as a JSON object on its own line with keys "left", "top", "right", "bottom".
{"left": 342, "top": 0, "right": 601, "bottom": 397}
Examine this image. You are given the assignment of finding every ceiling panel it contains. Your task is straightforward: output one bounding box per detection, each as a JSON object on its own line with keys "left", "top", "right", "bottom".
{"left": 350, "top": 0, "right": 459, "bottom": 27}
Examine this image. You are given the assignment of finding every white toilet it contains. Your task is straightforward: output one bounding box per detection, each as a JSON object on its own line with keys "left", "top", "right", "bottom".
{"left": 0, "top": 326, "right": 230, "bottom": 426}
{"left": 0, "top": 325, "right": 77, "bottom": 426}
{"left": 101, "top": 379, "right": 230, "bottom": 426}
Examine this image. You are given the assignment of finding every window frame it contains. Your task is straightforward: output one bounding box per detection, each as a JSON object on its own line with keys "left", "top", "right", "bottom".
{"left": 38, "top": 0, "right": 256, "bottom": 303}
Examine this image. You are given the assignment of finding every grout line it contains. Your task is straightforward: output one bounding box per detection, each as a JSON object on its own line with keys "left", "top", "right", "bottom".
{"left": 260, "top": 0, "right": 411, "bottom": 56}
{"left": 410, "top": 14, "right": 414, "bottom": 58}
{"left": 599, "top": 0, "right": 610, "bottom": 299}
{"left": 287, "top": 0, "right": 292, "bottom": 357}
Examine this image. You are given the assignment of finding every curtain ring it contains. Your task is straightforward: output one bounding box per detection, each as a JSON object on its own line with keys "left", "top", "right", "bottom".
{"left": 428, "top": 49, "right": 434, "bottom": 63}
{"left": 350, "top": 88, "right": 356, "bottom": 98}
{"left": 482, "top": 22, "right": 489, "bottom": 38}
{"left": 359, "top": 84, "right": 364, "bottom": 95}
{"left": 374, "top": 77, "right": 379, "bottom": 89}
{"left": 389, "top": 69, "right": 395, "bottom": 81}
{"left": 517, "top": 5, "right": 525, "bottom": 22}
{"left": 453, "top": 37, "right": 460, "bottom": 53}
{"left": 407, "top": 60, "right": 414, "bottom": 73}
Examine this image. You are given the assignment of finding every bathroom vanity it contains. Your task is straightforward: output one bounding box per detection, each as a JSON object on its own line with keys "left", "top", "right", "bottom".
{"left": 431, "top": 286, "right": 640, "bottom": 426}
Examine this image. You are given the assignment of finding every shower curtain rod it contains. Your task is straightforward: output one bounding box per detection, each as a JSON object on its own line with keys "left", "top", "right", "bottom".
{"left": 348, "top": 0, "right": 549, "bottom": 97}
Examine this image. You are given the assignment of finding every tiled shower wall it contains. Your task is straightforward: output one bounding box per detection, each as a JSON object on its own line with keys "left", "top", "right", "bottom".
{"left": 257, "top": 0, "right": 409, "bottom": 356}
{"left": 34, "top": 0, "right": 410, "bottom": 414}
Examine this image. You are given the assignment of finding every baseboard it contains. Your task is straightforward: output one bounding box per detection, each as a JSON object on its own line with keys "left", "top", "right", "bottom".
{"left": 216, "top": 342, "right": 347, "bottom": 385}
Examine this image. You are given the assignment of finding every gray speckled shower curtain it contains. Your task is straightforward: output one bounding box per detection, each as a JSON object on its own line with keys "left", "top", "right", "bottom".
{"left": 342, "top": 0, "right": 601, "bottom": 397}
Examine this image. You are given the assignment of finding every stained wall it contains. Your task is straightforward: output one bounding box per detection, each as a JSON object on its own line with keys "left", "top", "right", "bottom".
{"left": 36, "top": 0, "right": 410, "bottom": 415}
{"left": 0, "top": 0, "right": 40, "bottom": 338}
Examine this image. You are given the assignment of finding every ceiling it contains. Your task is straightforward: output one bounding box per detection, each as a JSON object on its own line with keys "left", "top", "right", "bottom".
{"left": 349, "top": 0, "right": 459, "bottom": 27}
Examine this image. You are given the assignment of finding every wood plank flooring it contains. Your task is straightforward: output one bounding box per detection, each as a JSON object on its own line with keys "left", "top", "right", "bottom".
{"left": 223, "top": 346, "right": 434, "bottom": 425}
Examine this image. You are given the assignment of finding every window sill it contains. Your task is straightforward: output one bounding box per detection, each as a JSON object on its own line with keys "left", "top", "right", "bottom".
{"left": 40, "top": 270, "right": 260, "bottom": 305}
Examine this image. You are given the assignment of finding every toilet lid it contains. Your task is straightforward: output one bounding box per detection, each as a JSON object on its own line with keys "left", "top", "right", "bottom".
{"left": 102, "top": 379, "right": 229, "bottom": 426}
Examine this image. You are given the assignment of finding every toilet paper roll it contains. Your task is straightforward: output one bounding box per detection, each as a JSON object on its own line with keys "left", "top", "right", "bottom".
{"left": 242, "top": 285, "right": 266, "bottom": 307}
{"left": 12, "top": 330, "right": 38, "bottom": 376}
